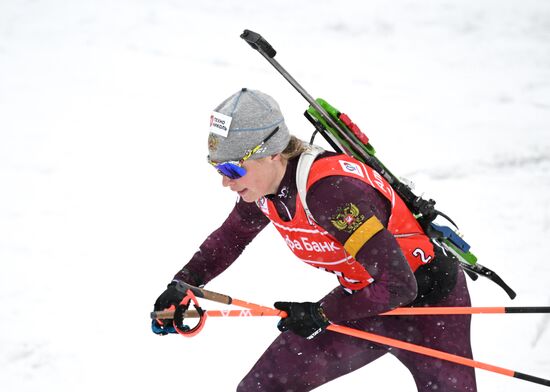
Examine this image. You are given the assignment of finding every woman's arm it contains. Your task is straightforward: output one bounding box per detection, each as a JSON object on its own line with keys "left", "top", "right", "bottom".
{"left": 173, "top": 198, "right": 270, "bottom": 286}
{"left": 307, "top": 176, "right": 418, "bottom": 323}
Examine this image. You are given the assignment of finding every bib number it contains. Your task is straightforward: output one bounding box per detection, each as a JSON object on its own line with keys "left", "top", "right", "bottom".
{"left": 413, "top": 248, "right": 432, "bottom": 264}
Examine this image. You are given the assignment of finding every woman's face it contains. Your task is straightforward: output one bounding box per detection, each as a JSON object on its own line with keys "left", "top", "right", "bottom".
{"left": 221, "top": 155, "right": 286, "bottom": 203}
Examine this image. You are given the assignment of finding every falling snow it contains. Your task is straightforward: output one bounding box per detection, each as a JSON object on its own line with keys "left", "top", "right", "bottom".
{"left": 1, "top": 0, "right": 549, "bottom": 391}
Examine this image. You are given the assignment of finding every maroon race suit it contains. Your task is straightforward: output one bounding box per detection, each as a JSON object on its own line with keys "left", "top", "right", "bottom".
{"left": 257, "top": 154, "right": 435, "bottom": 294}
{"left": 174, "top": 151, "right": 477, "bottom": 391}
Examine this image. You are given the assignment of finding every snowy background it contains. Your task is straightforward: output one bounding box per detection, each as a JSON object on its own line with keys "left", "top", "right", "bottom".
{"left": 1, "top": 0, "right": 549, "bottom": 390}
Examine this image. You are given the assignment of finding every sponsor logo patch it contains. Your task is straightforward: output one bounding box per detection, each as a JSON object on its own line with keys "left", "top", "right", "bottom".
{"left": 209, "top": 111, "right": 232, "bottom": 137}
{"left": 339, "top": 160, "right": 364, "bottom": 177}
{"left": 278, "top": 186, "right": 289, "bottom": 199}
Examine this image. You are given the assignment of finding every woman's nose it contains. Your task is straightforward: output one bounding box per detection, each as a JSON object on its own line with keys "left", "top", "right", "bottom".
{"left": 222, "top": 175, "right": 231, "bottom": 187}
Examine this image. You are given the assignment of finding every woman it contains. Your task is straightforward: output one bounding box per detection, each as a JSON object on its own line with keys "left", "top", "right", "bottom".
{"left": 153, "top": 88, "right": 477, "bottom": 391}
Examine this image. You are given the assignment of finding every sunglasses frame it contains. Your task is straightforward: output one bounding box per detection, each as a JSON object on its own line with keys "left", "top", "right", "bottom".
{"left": 208, "top": 126, "right": 280, "bottom": 179}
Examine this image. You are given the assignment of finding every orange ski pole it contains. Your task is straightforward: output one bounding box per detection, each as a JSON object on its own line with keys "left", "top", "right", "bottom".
{"left": 168, "top": 281, "right": 287, "bottom": 317}
{"left": 151, "top": 305, "right": 550, "bottom": 320}
{"left": 153, "top": 308, "right": 283, "bottom": 319}
{"left": 382, "top": 306, "right": 550, "bottom": 315}
{"left": 327, "top": 324, "right": 550, "bottom": 387}
{"left": 153, "top": 283, "right": 550, "bottom": 387}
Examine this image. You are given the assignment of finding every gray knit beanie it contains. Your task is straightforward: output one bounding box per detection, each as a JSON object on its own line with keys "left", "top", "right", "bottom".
{"left": 208, "top": 88, "right": 290, "bottom": 162}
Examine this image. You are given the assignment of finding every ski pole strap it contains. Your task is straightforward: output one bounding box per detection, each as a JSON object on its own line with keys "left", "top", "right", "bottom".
{"left": 172, "top": 289, "right": 207, "bottom": 337}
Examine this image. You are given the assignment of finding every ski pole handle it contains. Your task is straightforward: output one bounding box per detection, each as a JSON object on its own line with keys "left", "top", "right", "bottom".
{"left": 173, "top": 282, "right": 288, "bottom": 316}
{"left": 241, "top": 30, "right": 276, "bottom": 58}
{"left": 175, "top": 281, "right": 232, "bottom": 304}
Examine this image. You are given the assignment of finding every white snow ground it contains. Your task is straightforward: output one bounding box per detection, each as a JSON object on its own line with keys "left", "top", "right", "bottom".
{"left": 1, "top": 0, "right": 549, "bottom": 391}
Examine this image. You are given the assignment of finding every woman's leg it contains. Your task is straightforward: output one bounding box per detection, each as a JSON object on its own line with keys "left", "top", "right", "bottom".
{"left": 238, "top": 270, "right": 476, "bottom": 391}
{"left": 237, "top": 326, "right": 387, "bottom": 391}
{"left": 390, "top": 270, "right": 477, "bottom": 391}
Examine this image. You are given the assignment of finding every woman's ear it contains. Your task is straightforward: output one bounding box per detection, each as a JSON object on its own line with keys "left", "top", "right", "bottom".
{"left": 271, "top": 153, "right": 283, "bottom": 161}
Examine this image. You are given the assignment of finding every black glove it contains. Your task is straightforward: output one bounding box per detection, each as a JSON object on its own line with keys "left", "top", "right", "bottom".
{"left": 154, "top": 281, "right": 186, "bottom": 312}
{"left": 274, "top": 301, "right": 330, "bottom": 340}
{"left": 152, "top": 282, "right": 187, "bottom": 335}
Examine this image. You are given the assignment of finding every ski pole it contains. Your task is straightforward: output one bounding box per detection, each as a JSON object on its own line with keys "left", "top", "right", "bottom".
{"left": 151, "top": 305, "right": 550, "bottom": 320}
{"left": 152, "top": 283, "right": 550, "bottom": 387}
{"left": 326, "top": 323, "right": 550, "bottom": 387}
{"left": 170, "top": 281, "right": 287, "bottom": 317}
{"left": 153, "top": 308, "right": 281, "bottom": 319}
{"left": 382, "top": 306, "right": 550, "bottom": 315}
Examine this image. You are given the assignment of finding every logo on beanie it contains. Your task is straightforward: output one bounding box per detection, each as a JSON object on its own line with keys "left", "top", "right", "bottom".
{"left": 209, "top": 111, "right": 232, "bottom": 138}
{"left": 208, "top": 134, "right": 219, "bottom": 153}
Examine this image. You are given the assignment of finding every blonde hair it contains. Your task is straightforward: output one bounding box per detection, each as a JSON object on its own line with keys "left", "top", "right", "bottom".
{"left": 280, "top": 135, "right": 308, "bottom": 160}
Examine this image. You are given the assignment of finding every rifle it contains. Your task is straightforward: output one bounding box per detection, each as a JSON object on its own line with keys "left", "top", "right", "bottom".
{"left": 240, "top": 29, "right": 516, "bottom": 299}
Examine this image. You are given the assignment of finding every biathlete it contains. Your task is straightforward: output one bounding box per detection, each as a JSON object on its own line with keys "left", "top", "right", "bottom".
{"left": 152, "top": 88, "right": 477, "bottom": 391}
